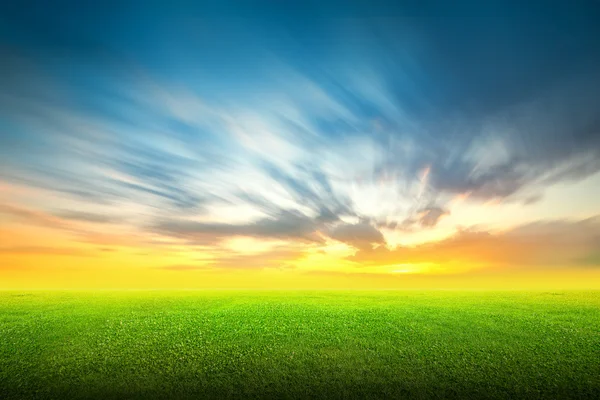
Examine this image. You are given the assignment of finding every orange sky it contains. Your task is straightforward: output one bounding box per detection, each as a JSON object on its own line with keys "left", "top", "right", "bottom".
{"left": 2, "top": 7, "right": 600, "bottom": 290}
{"left": 2, "top": 177, "right": 600, "bottom": 289}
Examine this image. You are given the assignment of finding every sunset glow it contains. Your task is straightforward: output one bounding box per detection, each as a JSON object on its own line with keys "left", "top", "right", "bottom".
{"left": 1, "top": 2, "right": 600, "bottom": 289}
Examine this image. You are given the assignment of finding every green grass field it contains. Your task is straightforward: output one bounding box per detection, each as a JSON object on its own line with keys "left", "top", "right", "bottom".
{"left": 1, "top": 291, "right": 599, "bottom": 399}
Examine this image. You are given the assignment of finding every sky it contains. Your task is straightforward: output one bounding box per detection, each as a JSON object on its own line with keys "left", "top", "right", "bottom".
{"left": 1, "top": 1, "right": 600, "bottom": 289}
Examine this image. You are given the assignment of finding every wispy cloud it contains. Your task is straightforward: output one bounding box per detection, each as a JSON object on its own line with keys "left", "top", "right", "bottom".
{"left": 1, "top": 2, "right": 600, "bottom": 286}
{"left": 350, "top": 216, "right": 600, "bottom": 270}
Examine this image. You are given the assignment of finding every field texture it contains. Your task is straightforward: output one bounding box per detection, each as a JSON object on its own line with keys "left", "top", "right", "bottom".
{"left": 1, "top": 291, "right": 599, "bottom": 399}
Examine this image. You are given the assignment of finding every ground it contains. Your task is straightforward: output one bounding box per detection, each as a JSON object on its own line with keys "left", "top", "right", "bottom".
{"left": 1, "top": 290, "right": 599, "bottom": 399}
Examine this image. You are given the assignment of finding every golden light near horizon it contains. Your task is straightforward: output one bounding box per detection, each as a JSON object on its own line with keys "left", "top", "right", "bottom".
{"left": 1, "top": 2, "right": 600, "bottom": 290}
{"left": 3, "top": 4, "right": 600, "bottom": 400}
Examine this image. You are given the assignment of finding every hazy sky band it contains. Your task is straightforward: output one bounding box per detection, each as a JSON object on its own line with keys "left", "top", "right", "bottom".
{"left": 1, "top": 1, "right": 600, "bottom": 288}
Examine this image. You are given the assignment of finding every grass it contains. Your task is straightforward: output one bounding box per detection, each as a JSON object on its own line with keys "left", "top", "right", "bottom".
{"left": 1, "top": 290, "right": 599, "bottom": 399}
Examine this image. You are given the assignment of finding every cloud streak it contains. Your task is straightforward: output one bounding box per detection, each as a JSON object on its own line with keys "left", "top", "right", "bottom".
{"left": 350, "top": 216, "right": 600, "bottom": 270}
{"left": 1, "top": 1, "right": 600, "bottom": 285}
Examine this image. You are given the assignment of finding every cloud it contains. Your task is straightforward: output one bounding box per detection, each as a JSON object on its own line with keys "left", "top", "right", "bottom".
{"left": 350, "top": 216, "right": 600, "bottom": 270}
{"left": 52, "top": 210, "right": 115, "bottom": 224}
{"left": 1, "top": 2, "right": 600, "bottom": 274}
{"left": 154, "top": 209, "right": 325, "bottom": 245}
{"left": 328, "top": 220, "right": 385, "bottom": 250}
{"left": 422, "top": 74, "right": 600, "bottom": 203}
{"left": 0, "top": 204, "right": 70, "bottom": 231}
{"left": 260, "top": 161, "right": 355, "bottom": 219}
{"left": 394, "top": 206, "right": 449, "bottom": 230}
{"left": 0, "top": 203, "right": 150, "bottom": 249}
{"left": 416, "top": 207, "right": 449, "bottom": 228}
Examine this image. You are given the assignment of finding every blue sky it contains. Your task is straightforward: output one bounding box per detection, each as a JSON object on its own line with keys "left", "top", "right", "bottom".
{"left": 1, "top": 1, "right": 600, "bottom": 286}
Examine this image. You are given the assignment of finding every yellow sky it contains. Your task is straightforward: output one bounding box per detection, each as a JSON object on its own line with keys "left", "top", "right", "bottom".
{"left": 2, "top": 4, "right": 600, "bottom": 290}
{"left": 2, "top": 170, "right": 600, "bottom": 289}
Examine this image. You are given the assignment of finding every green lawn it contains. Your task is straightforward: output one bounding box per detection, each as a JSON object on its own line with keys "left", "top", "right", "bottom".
{"left": 1, "top": 291, "right": 599, "bottom": 399}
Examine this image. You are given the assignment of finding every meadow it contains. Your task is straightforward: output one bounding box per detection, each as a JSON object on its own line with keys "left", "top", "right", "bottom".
{"left": 1, "top": 290, "right": 599, "bottom": 399}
